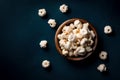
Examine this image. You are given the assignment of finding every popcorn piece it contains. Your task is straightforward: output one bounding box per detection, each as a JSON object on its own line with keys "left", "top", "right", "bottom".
{"left": 90, "top": 30, "right": 95, "bottom": 38}
{"left": 59, "top": 4, "right": 68, "bottom": 13}
{"left": 86, "top": 46, "right": 92, "bottom": 52}
{"left": 64, "top": 41, "right": 71, "bottom": 50}
{"left": 74, "top": 20, "right": 81, "bottom": 27}
{"left": 104, "top": 25, "right": 112, "bottom": 34}
{"left": 68, "top": 33, "right": 76, "bottom": 42}
{"left": 88, "top": 39, "right": 94, "bottom": 46}
{"left": 62, "top": 26, "right": 72, "bottom": 33}
{"left": 83, "top": 23, "right": 89, "bottom": 29}
{"left": 48, "top": 19, "right": 56, "bottom": 28}
{"left": 97, "top": 64, "right": 107, "bottom": 72}
{"left": 77, "top": 24, "right": 83, "bottom": 29}
{"left": 38, "top": 9, "right": 46, "bottom": 17}
{"left": 59, "top": 39, "right": 66, "bottom": 47}
{"left": 39, "top": 40, "right": 47, "bottom": 48}
{"left": 70, "top": 23, "right": 75, "bottom": 29}
{"left": 99, "top": 51, "right": 108, "bottom": 60}
{"left": 62, "top": 49, "right": 68, "bottom": 56}
{"left": 80, "top": 28, "right": 88, "bottom": 36}
{"left": 80, "top": 38, "right": 88, "bottom": 46}
{"left": 42, "top": 60, "right": 50, "bottom": 68}
{"left": 74, "top": 46, "right": 86, "bottom": 56}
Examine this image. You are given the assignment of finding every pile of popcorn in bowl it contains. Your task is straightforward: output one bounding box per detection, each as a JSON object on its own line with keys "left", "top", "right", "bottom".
{"left": 55, "top": 18, "right": 98, "bottom": 60}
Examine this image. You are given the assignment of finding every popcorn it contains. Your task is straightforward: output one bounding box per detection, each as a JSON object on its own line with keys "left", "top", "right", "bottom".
{"left": 88, "top": 39, "right": 94, "bottom": 46}
{"left": 90, "top": 30, "right": 95, "bottom": 38}
{"left": 74, "top": 46, "right": 86, "bottom": 56}
{"left": 39, "top": 40, "right": 47, "bottom": 48}
{"left": 64, "top": 41, "right": 71, "bottom": 49}
{"left": 80, "top": 28, "right": 88, "bottom": 36}
{"left": 62, "top": 49, "right": 68, "bottom": 56}
{"left": 38, "top": 9, "right": 46, "bottom": 17}
{"left": 80, "top": 38, "right": 88, "bottom": 46}
{"left": 57, "top": 19, "right": 96, "bottom": 57}
{"left": 48, "top": 19, "right": 56, "bottom": 28}
{"left": 97, "top": 64, "right": 107, "bottom": 72}
{"left": 74, "top": 20, "right": 81, "bottom": 27}
{"left": 68, "top": 33, "right": 76, "bottom": 42}
{"left": 59, "top": 4, "right": 68, "bottom": 13}
{"left": 83, "top": 23, "right": 89, "bottom": 29}
{"left": 62, "top": 26, "right": 72, "bottom": 33}
{"left": 99, "top": 51, "right": 108, "bottom": 60}
{"left": 104, "top": 25, "right": 112, "bottom": 34}
{"left": 42, "top": 60, "right": 50, "bottom": 68}
{"left": 86, "top": 46, "right": 92, "bottom": 52}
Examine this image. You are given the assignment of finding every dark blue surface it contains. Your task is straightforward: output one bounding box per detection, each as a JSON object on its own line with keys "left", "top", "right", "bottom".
{"left": 0, "top": 0, "right": 120, "bottom": 80}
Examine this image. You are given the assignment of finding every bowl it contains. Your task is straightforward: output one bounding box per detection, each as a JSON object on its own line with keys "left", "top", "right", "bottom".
{"left": 55, "top": 18, "right": 98, "bottom": 61}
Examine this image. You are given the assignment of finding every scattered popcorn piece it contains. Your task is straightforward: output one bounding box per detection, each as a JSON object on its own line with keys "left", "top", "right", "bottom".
{"left": 48, "top": 19, "right": 56, "bottom": 28}
{"left": 42, "top": 60, "right": 50, "bottom": 68}
{"left": 97, "top": 64, "right": 107, "bottom": 72}
{"left": 99, "top": 51, "right": 108, "bottom": 60}
{"left": 86, "top": 46, "right": 92, "bottom": 52}
{"left": 39, "top": 40, "right": 47, "bottom": 48}
{"left": 80, "top": 38, "right": 88, "bottom": 46}
{"left": 104, "top": 25, "right": 112, "bottom": 34}
{"left": 62, "top": 49, "right": 68, "bottom": 56}
{"left": 38, "top": 8, "right": 46, "bottom": 17}
{"left": 59, "top": 4, "right": 68, "bottom": 13}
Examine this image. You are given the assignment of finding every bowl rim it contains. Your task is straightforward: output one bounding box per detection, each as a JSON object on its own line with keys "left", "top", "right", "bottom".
{"left": 55, "top": 18, "right": 98, "bottom": 61}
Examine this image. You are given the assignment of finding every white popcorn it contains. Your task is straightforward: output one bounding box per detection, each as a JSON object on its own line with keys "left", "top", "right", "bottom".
{"left": 73, "top": 29, "right": 80, "bottom": 34}
{"left": 48, "top": 19, "right": 56, "bottom": 28}
{"left": 90, "top": 30, "right": 95, "bottom": 38}
{"left": 62, "top": 49, "right": 68, "bottom": 56}
{"left": 57, "top": 19, "right": 96, "bottom": 57}
{"left": 77, "top": 24, "right": 83, "bottom": 29}
{"left": 80, "top": 38, "right": 88, "bottom": 46}
{"left": 88, "top": 39, "right": 94, "bottom": 46}
{"left": 68, "top": 33, "right": 76, "bottom": 42}
{"left": 70, "top": 23, "right": 75, "bottom": 29}
{"left": 99, "top": 51, "right": 108, "bottom": 60}
{"left": 76, "top": 33, "right": 83, "bottom": 39}
{"left": 74, "top": 20, "right": 81, "bottom": 27}
{"left": 74, "top": 46, "right": 86, "bottom": 56}
{"left": 42, "top": 60, "right": 50, "bottom": 68}
{"left": 64, "top": 41, "right": 71, "bottom": 49}
{"left": 62, "top": 26, "right": 72, "bottom": 33}
{"left": 59, "top": 39, "right": 66, "bottom": 47}
{"left": 97, "top": 64, "right": 107, "bottom": 72}
{"left": 38, "top": 9, "right": 46, "bottom": 17}
{"left": 39, "top": 40, "right": 47, "bottom": 48}
{"left": 80, "top": 28, "right": 88, "bottom": 36}
{"left": 104, "top": 25, "right": 112, "bottom": 34}
{"left": 86, "top": 46, "right": 92, "bottom": 52}
{"left": 83, "top": 23, "right": 89, "bottom": 29}
{"left": 59, "top": 4, "right": 68, "bottom": 13}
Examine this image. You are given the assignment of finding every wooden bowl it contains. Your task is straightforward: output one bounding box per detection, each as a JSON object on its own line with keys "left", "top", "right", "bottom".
{"left": 55, "top": 18, "right": 98, "bottom": 61}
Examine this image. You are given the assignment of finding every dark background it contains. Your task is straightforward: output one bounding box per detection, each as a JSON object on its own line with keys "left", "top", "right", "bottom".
{"left": 0, "top": 0, "right": 120, "bottom": 80}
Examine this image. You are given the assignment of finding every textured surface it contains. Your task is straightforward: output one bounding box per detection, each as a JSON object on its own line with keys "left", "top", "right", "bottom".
{"left": 0, "top": 0, "right": 120, "bottom": 80}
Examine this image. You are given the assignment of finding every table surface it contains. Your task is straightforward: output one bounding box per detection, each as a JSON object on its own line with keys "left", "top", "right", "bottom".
{"left": 0, "top": 0, "right": 120, "bottom": 80}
